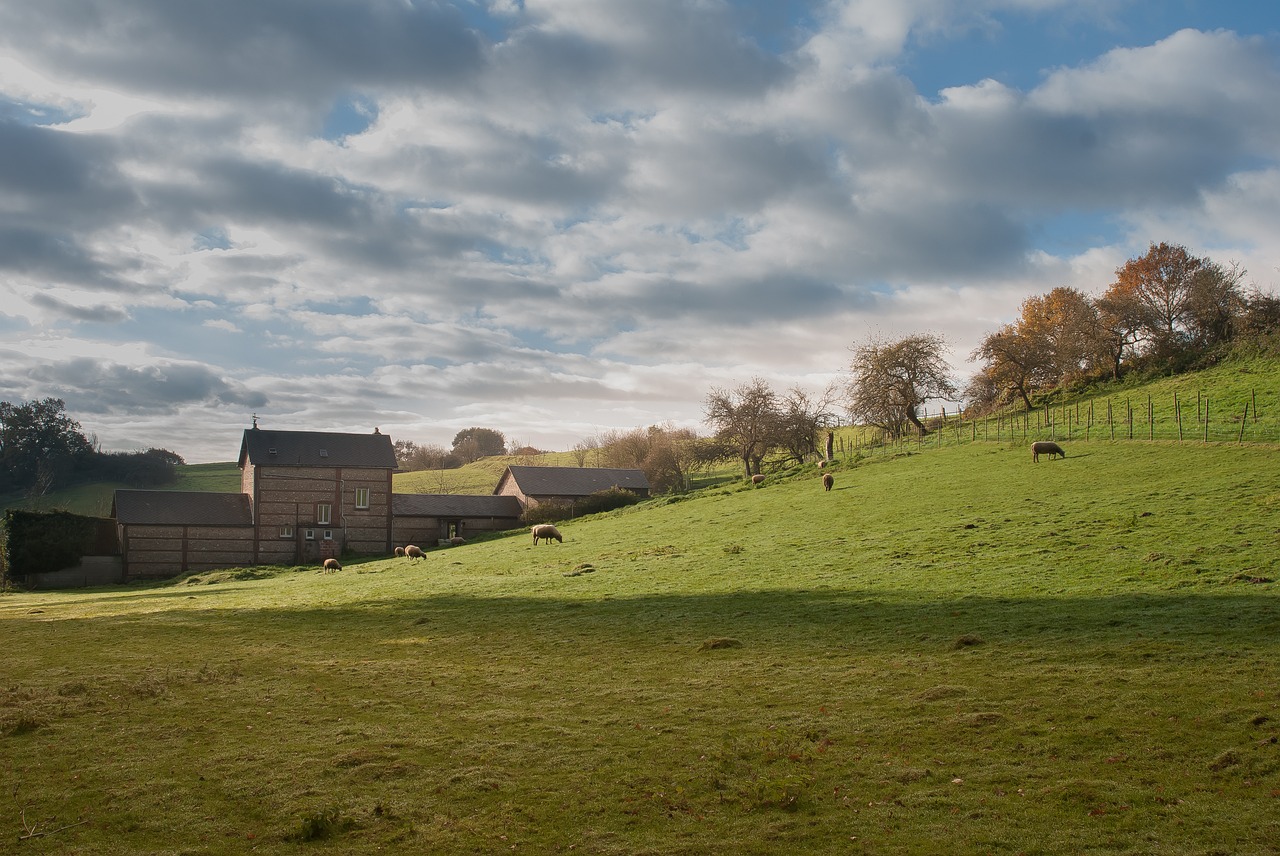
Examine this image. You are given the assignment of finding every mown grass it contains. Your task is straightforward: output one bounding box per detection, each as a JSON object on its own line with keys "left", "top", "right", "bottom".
{"left": 2, "top": 438, "right": 1278, "bottom": 854}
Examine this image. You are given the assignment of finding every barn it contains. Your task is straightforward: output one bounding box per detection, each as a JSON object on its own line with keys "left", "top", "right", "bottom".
{"left": 391, "top": 494, "right": 523, "bottom": 546}
{"left": 494, "top": 465, "right": 651, "bottom": 509}
{"left": 112, "top": 490, "right": 255, "bottom": 580}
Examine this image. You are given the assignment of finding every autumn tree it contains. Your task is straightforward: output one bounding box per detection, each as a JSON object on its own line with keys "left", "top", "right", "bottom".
{"left": 1103, "top": 241, "right": 1209, "bottom": 364}
{"left": 703, "top": 377, "right": 780, "bottom": 478}
{"left": 973, "top": 287, "right": 1103, "bottom": 408}
{"left": 847, "top": 334, "right": 957, "bottom": 437}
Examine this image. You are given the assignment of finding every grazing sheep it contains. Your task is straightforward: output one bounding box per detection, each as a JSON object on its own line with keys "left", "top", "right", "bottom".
{"left": 822, "top": 473, "right": 834, "bottom": 491}
{"left": 531, "top": 524, "right": 563, "bottom": 545}
{"left": 322, "top": 558, "right": 341, "bottom": 573}
{"left": 751, "top": 474, "right": 765, "bottom": 485}
{"left": 1031, "top": 441, "right": 1066, "bottom": 462}
{"left": 404, "top": 544, "right": 425, "bottom": 561}
{"left": 448, "top": 536, "right": 466, "bottom": 546}
{"left": 394, "top": 546, "right": 406, "bottom": 558}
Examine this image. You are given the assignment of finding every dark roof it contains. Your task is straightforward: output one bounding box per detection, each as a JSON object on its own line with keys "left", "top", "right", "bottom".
{"left": 497, "top": 466, "right": 650, "bottom": 497}
{"left": 112, "top": 490, "right": 253, "bottom": 526}
{"left": 239, "top": 429, "right": 397, "bottom": 469}
{"left": 393, "top": 494, "right": 523, "bottom": 519}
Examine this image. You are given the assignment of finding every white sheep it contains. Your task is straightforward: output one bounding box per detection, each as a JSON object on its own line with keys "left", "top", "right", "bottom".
{"left": 448, "top": 536, "right": 466, "bottom": 546}
{"left": 322, "top": 558, "right": 342, "bottom": 573}
{"left": 751, "top": 474, "right": 765, "bottom": 485}
{"left": 531, "top": 524, "right": 563, "bottom": 545}
{"left": 404, "top": 544, "right": 425, "bottom": 561}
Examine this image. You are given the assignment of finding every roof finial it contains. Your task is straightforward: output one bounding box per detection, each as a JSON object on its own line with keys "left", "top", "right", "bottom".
{"left": 252, "top": 413, "right": 259, "bottom": 429}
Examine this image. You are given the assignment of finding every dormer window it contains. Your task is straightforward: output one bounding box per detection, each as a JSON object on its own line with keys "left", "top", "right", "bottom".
{"left": 319, "top": 449, "right": 328, "bottom": 458}
{"left": 268, "top": 447, "right": 277, "bottom": 455}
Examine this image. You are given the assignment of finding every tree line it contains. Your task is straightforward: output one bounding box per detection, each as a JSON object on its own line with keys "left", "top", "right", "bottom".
{"left": 0, "top": 398, "right": 185, "bottom": 498}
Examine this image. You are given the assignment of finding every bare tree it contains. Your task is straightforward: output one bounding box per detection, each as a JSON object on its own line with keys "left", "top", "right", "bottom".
{"left": 776, "top": 384, "right": 840, "bottom": 465}
{"left": 847, "top": 334, "right": 957, "bottom": 437}
{"left": 703, "top": 377, "right": 780, "bottom": 478}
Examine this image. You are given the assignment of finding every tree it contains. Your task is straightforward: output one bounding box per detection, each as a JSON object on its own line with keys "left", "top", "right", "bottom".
{"left": 1105, "top": 242, "right": 1205, "bottom": 360}
{"left": 451, "top": 427, "right": 506, "bottom": 463}
{"left": 703, "top": 378, "right": 780, "bottom": 478}
{"left": 775, "top": 385, "right": 840, "bottom": 465}
{"left": 847, "top": 334, "right": 957, "bottom": 437}
{"left": 972, "top": 287, "right": 1103, "bottom": 408}
{"left": 596, "top": 424, "right": 700, "bottom": 494}
{"left": 0, "top": 398, "right": 94, "bottom": 494}
{"left": 972, "top": 324, "right": 1040, "bottom": 411}
{"left": 1184, "top": 260, "right": 1246, "bottom": 349}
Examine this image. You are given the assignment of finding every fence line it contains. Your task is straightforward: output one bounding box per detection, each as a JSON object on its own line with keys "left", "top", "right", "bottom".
{"left": 833, "top": 388, "right": 1278, "bottom": 461}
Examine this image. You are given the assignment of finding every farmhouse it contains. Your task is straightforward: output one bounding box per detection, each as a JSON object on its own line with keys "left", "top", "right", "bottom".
{"left": 239, "top": 427, "right": 396, "bottom": 564}
{"left": 107, "top": 428, "right": 653, "bottom": 582}
{"left": 494, "top": 465, "right": 651, "bottom": 508}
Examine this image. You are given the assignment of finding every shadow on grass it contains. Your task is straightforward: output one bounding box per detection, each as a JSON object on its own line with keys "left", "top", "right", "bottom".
{"left": 15, "top": 585, "right": 1278, "bottom": 660}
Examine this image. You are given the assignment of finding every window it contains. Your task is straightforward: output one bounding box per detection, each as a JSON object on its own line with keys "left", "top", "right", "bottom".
{"left": 322, "top": 529, "right": 333, "bottom": 541}
{"left": 354, "top": 487, "right": 370, "bottom": 510}
{"left": 304, "top": 529, "right": 316, "bottom": 541}
{"left": 317, "top": 503, "right": 332, "bottom": 525}
{"left": 280, "top": 525, "right": 294, "bottom": 539}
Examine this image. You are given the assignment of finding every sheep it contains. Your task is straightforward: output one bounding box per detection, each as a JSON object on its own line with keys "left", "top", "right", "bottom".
{"left": 751, "top": 474, "right": 765, "bottom": 485}
{"left": 404, "top": 544, "right": 425, "bottom": 561}
{"left": 394, "top": 546, "right": 406, "bottom": 558}
{"left": 822, "top": 473, "right": 834, "bottom": 491}
{"left": 322, "top": 558, "right": 342, "bottom": 573}
{"left": 448, "top": 536, "right": 466, "bottom": 546}
{"left": 1031, "top": 441, "right": 1066, "bottom": 462}
{"left": 531, "top": 524, "right": 563, "bottom": 545}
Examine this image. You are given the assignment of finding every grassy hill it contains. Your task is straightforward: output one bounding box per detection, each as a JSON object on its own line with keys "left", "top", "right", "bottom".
{"left": 0, "top": 462, "right": 244, "bottom": 518}
{"left": 3, "top": 434, "right": 1278, "bottom": 853}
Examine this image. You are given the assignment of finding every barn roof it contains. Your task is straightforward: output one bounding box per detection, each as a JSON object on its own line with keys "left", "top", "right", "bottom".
{"left": 112, "top": 490, "right": 253, "bottom": 526}
{"left": 393, "top": 494, "right": 523, "bottom": 519}
{"left": 239, "top": 428, "right": 397, "bottom": 469}
{"left": 496, "top": 466, "right": 650, "bottom": 497}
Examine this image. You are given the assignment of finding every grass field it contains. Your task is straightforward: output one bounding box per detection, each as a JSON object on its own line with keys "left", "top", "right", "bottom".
{"left": 3, "top": 438, "right": 1279, "bottom": 854}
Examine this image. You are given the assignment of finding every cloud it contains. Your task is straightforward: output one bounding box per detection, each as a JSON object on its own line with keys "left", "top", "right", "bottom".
{"left": 0, "top": 2, "right": 1276, "bottom": 462}
{"left": 26, "top": 358, "right": 268, "bottom": 414}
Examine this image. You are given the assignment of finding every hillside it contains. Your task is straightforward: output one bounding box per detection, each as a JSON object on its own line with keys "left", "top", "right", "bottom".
{"left": 2, "top": 436, "right": 1278, "bottom": 853}
{"left": 0, "top": 461, "right": 243, "bottom": 517}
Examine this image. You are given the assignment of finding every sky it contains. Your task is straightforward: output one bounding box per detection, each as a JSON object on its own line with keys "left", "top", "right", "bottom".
{"left": 1, "top": 0, "right": 1279, "bottom": 463}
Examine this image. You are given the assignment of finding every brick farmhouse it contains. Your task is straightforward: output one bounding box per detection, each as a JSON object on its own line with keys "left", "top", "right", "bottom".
{"left": 111, "top": 427, "right": 650, "bottom": 581}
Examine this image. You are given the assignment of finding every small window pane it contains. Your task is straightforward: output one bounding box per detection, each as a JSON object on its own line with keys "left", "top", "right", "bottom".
{"left": 355, "top": 488, "right": 370, "bottom": 510}
{"left": 317, "top": 503, "right": 332, "bottom": 525}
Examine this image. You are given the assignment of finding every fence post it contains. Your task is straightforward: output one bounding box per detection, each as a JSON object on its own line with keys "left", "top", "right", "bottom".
{"left": 1148, "top": 395, "right": 1154, "bottom": 441}
{"left": 1175, "top": 392, "right": 1182, "bottom": 441}
{"left": 1239, "top": 403, "right": 1249, "bottom": 443}
{"left": 1204, "top": 398, "right": 1210, "bottom": 443}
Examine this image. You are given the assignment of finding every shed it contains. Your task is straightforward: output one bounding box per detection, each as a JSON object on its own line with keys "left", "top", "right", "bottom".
{"left": 493, "top": 466, "right": 651, "bottom": 509}
{"left": 392, "top": 494, "right": 523, "bottom": 546}
{"left": 112, "top": 490, "right": 255, "bottom": 579}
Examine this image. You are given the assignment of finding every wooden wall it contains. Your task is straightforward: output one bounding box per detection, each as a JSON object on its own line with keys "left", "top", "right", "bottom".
{"left": 120, "top": 524, "right": 255, "bottom": 580}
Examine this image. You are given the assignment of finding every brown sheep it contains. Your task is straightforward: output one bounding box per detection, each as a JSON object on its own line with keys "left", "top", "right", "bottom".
{"left": 394, "top": 546, "right": 406, "bottom": 557}
{"left": 448, "top": 536, "right": 466, "bottom": 546}
{"left": 751, "top": 474, "right": 765, "bottom": 485}
{"left": 531, "top": 524, "right": 563, "bottom": 545}
{"left": 822, "top": 473, "right": 834, "bottom": 491}
{"left": 322, "top": 558, "right": 341, "bottom": 573}
{"left": 1031, "top": 441, "right": 1066, "bottom": 462}
{"left": 404, "top": 544, "right": 425, "bottom": 561}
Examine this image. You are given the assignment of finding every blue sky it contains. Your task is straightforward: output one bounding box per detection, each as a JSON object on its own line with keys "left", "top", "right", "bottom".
{"left": 1, "top": 0, "right": 1278, "bottom": 462}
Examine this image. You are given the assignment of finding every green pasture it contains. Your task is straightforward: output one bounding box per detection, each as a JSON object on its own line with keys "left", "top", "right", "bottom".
{"left": 3, "top": 439, "right": 1278, "bottom": 854}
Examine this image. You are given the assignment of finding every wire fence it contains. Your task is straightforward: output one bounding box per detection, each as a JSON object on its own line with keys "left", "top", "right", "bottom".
{"left": 834, "top": 387, "right": 1280, "bottom": 459}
